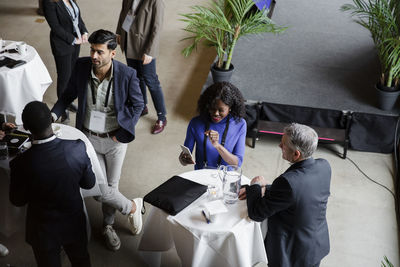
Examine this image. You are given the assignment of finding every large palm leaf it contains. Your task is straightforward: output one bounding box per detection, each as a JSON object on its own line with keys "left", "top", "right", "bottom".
{"left": 341, "top": 0, "right": 400, "bottom": 87}
{"left": 181, "top": 0, "right": 286, "bottom": 70}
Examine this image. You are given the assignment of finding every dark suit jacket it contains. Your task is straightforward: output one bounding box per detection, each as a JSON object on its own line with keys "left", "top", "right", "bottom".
{"left": 51, "top": 58, "right": 144, "bottom": 143}
{"left": 9, "top": 138, "right": 95, "bottom": 249}
{"left": 246, "top": 158, "right": 331, "bottom": 267}
{"left": 43, "top": 0, "right": 87, "bottom": 56}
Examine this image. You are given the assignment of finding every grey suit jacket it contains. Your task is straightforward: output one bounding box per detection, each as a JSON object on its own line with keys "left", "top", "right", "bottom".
{"left": 246, "top": 158, "right": 331, "bottom": 267}
{"left": 116, "top": 0, "right": 164, "bottom": 59}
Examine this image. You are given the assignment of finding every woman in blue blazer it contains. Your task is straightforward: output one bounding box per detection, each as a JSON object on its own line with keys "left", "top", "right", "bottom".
{"left": 43, "top": 0, "right": 88, "bottom": 122}
{"left": 179, "top": 82, "right": 247, "bottom": 170}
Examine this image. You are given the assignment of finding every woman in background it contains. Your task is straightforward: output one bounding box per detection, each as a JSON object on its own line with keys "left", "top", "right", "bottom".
{"left": 43, "top": 0, "right": 88, "bottom": 123}
{"left": 179, "top": 82, "right": 247, "bottom": 169}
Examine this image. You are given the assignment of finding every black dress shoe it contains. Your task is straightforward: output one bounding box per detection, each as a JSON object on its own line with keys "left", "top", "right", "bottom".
{"left": 67, "top": 103, "right": 78, "bottom": 113}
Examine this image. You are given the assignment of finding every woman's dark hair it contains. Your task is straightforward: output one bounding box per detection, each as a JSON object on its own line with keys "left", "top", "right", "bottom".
{"left": 197, "top": 82, "right": 246, "bottom": 121}
{"left": 88, "top": 29, "right": 117, "bottom": 50}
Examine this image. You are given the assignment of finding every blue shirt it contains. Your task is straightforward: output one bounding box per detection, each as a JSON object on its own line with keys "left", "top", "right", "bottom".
{"left": 184, "top": 115, "right": 247, "bottom": 170}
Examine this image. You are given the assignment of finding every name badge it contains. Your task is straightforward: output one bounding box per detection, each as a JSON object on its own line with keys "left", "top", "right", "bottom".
{"left": 122, "top": 12, "right": 135, "bottom": 32}
{"left": 89, "top": 110, "right": 106, "bottom": 133}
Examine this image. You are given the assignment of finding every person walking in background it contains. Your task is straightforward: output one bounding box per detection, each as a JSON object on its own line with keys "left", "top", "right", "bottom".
{"left": 179, "top": 82, "right": 247, "bottom": 169}
{"left": 51, "top": 29, "right": 145, "bottom": 251}
{"left": 10, "top": 101, "right": 95, "bottom": 267}
{"left": 239, "top": 123, "right": 331, "bottom": 267}
{"left": 116, "top": 0, "right": 167, "bottom": 134}
{"left": 43, "top": 0, "right": 88, "bottom": 123}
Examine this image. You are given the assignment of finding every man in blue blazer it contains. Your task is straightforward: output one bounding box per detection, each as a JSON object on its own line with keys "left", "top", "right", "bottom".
{"left": 10, "top": 101, "right": 96, "bottom": 267}
{"left": 51, "top": 29, "right": 145, "bottom": 251}
{"left": 240, "top": 123, "right": 331, "bottom": 267}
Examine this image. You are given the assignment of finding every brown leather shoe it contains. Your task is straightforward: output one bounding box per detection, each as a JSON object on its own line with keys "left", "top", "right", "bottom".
{"left": 151, "top": 119, "right": 167, "bottom": 134}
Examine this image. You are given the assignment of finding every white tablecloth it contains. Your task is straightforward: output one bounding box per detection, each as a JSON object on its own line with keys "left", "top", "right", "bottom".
{"left": 0, "top": 41, "right": 52, "bottom": 124}
{"left": 0, "top": 124, "right": 105, "bottom": 236}
{"left": 138, "top": 169, "right": 268, "bottom": 267}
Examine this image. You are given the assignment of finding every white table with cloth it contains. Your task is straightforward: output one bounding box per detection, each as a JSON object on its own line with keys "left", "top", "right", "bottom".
{"left": 138, "top": 169, "right": 268, "bottom": 267}
{"left": 0, "top": 123, "right": 105, "bottom": 236}
{"left": 0, "top": 40, "right": 52, "bottom": 124}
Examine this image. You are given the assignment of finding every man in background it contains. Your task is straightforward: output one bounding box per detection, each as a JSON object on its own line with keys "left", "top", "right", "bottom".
{"left": 9, "top": 101, "right": 95, "bottom": 267}
{"left": 240, "top": 123, "right": 331, "bottom": 267}
{"left": 116, "top": 0, "right": 167, "bottom": 134}
{"left": 51, "top": 29, "right": 144, "bottom": 251}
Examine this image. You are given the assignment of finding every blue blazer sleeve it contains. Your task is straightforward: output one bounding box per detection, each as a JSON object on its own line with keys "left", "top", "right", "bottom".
{"left": 114, "top": 65, "right": 144, "bottom": 143}
{"left": 231, "top": 119, "right": 246, "bottom": 167}
{"left": 183, "top": 119, "right": 196, "bottom": 152}
{"left": 246, "top": 176, "right": 293, "bottom": 222}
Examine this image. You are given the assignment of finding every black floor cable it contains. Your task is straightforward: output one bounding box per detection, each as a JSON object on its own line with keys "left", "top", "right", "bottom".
{"left": 323, "top": 145, "right": 396, "bottom": 199}
{"left": 325, "top": 145, "right": 396, "bottom": 199}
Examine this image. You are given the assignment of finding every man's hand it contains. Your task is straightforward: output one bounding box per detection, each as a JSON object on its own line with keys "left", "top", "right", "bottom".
{"left": 204, "top": 130, "right": 220, "bottom": 147}
{"left": 116, "top": 34, "right": 121, "bottom": 45}
{"left": 112, "top": 136, "right": 119, "bottom": 143}
{"left": 179, "top": 151, "right": 195, "bottom": 166}
{"left": 142, "top": 54, "right": 152, "bottom": 65}
{"left": 2, "top": 122, "right": 16, "bottom": 131}
{"left": 250, "top": 176, "right": 268, "bottom": 187}
{"left": 239, "top": 187, "right": 247, "bottom": 200}
{"left": 0, "top": 130, "right": 5, "bottom": 140}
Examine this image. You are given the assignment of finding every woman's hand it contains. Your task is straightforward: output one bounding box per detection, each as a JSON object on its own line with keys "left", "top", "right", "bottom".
{"left": 204, "top": 130, "right": 220, "bottom": 147}
{"left": 74, "top": 37, "right": 83, "bottom": 45}
{"left": 82, "top": 33, "right": 88, "bottom": 43}
{"left": 179, "top": 151, "right": 195, "bottom": 166}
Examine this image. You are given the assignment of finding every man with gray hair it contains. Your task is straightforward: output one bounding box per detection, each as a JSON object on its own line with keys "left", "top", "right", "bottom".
{"left": 239, "top": 123, "right": 331, "bottom": 267}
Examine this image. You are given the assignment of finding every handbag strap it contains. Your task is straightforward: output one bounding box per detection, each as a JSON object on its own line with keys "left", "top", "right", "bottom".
{"left": 203, "top": 115, "right": 230, "bottom": 168}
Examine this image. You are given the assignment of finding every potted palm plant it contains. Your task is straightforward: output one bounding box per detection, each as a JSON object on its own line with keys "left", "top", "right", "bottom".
{"left": 341, "top": 0, "right": 400, "bottom": 110}
{"left": 180, "top": 0, "right": 286, "bottom": 83}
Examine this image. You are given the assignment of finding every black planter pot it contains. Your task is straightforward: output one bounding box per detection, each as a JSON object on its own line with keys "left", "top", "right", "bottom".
{"left": 210, "top": 63, "right": 234, "bottom": 83}
{"left": 375, "top": 83, "right": 400, "bottom": 111}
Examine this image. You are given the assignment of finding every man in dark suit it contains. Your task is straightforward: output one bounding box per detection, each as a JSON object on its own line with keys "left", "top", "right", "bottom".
{"left": 51, "top": 29, "right": 145, "bottom": 251}
{"left": 9, "top": 101, "right": 96, "bottom": 267}
{"left": 239, "top": 123, "right": 331, "bottom": 267}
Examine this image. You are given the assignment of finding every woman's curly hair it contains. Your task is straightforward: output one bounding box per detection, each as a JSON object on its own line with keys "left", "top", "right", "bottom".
{"left": 197, "top": 82, "right": 246, "bottom": 122}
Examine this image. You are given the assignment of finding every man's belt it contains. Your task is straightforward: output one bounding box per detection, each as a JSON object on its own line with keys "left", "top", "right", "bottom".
{"left": 82, "top": 127, "right": 119, "bottom": 138}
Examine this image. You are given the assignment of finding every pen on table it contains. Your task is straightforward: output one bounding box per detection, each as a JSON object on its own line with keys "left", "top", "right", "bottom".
{"left": 201, "top": 210, "right": 211, "bottom": 224}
